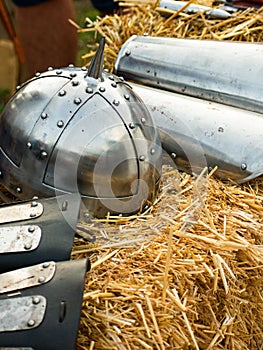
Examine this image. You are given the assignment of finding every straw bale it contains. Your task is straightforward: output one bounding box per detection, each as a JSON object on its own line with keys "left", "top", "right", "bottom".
{"left": 75, "top": 2, "right": 263, "bottom": 349}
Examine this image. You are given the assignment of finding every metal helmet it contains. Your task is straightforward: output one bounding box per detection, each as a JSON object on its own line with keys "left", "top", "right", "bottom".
{"left": 0, "top": 39, "right": 162, "bottom": 217}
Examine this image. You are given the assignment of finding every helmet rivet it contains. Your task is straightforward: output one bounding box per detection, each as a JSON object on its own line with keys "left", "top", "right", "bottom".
{"left": 68, "top": 63, "right": 75, "bottom": 68}
{"left": 58, "top": 90, "right": 66, "bottom": 96}
{"left": 27, "top": 319, "right": 35, "bottom": 327}
{"left": 26, "top": 142, "right": 32, "bottom": 149}
{"left": 0, "top": 170, "right": 2, "bottom": 177}
{"left": 151, "top": 148, "right": 156, "bottom": 155}
{"left": 48, "top": 66, "right": 53, "bottom": 71}
{"left": 74, "top": 97, "right": 82, "bottom": 105}
{"left": 86, "top": 87, "right": 93, "bottom": 94}
{"left": 109, "top": 75, "right": 114, "bottom": 81}
{"left": 119, "top": 76, "right": 124, "bottom": 82}
{"left": 81, "top": 66, "right": 87, "bottom": 71}
{"left": 30, "top": 213, "right": 37, "bottom": 218}
{"left": 171, "top": 152, "right": 176, "bottom": 159}
{"left": 41, "top": 151, "right": 48, "bottom": 158}
{"left": 56, "top": 70, "right": 62, "bottom": 75}
{"left": 124, "top": 94, "right": 130, "bottom": 100}
{"left": 42, "top": 262, "right": 50, "bottom": 268}
{"left": 57, "top": 120, "right": 64, "bottom": 128}
{"left": 41, "top": 112, "right": 48, "bottom": 119}
{"left": 241, "top": 163, "right": 247, "bottom": 171}
{"left": 70, "top": 72, "right": 77, "bottom": 78}
{"left": 99, "top": 87, "right": 106, "bottom": 93}
{"left": 139, "top": 155, "right": 145, "bottom": 161}
{"left": 72, "top": 80, "right": 79, "bottom": 86}
{"left": 141, "top": 117, "right": 146, "bottom": 124}
{"left": 129, "top": 122, "right": 135, "bottom": 129}
{"left": 16, "top": 85, "right": 21, "bottom": 90}
{"left": 35, "top": 72, "right": 41, "bottom": 77}
{"left": 125, "top": 49, "right": 131, "bottom": 56}
{"left": 16, "top": 187, "right": 22, "bottom": 193}
{"left": 111, "top": 82, "right": 117, "bottom": 88}
{"left": 113, "top": 99, "right": 120, "bottom": 106}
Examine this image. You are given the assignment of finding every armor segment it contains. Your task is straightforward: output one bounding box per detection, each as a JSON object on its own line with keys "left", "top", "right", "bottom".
{"left": 0, "top": 259, "right": 89, "bottom": 350}
{"left": 0, "top": 194, "right": 80, "bottom": 273}
{"left": 114, "top": 35, "right": 263, "bottom": 114}
{"left": 132, "top": 84, "right": 263, "bottom": 182}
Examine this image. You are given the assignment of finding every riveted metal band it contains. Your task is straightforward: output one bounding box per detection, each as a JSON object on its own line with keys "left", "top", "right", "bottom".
{"left": 0, "top": 262, "right": 55, "bottom": 294}
{"left": 0, "top": 202, "right": 43, "bottom": 224}
{"left": 0, "top": 295, "right": 46, "bottom": 332}
{"left": 0, "top": 226, "right": 41, "bottom": 253}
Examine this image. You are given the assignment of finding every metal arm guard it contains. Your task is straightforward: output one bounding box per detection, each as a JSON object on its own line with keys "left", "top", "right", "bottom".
{"left": 0, "top": 194, "right": 80, "bottom": 273}
{"left": 115, "top": 36, "right": 263, "bottom": 182}
{"left": 0, "top": 258, "right": 89, "bottom": 350}
{"left": 115, "top": 35, "right": 263, "bottom": 114}
{"left": 131, "top": 83, "right": 263, "bottom": 182}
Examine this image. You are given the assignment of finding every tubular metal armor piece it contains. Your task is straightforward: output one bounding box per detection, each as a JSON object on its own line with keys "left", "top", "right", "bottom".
{"left": 115, "top": 35, "right": 263, "bottom": 182}
{"left": 0, "top": 259, "right": 89, "bottom": 350}
{"left": 0, "top": 39, "right": 162, "bottom": 217}
{"left": 115, "top": 35, "right": 263, "bottom": 113}
{"left": 132, "top": 84, "right": 263, "bottom": 182}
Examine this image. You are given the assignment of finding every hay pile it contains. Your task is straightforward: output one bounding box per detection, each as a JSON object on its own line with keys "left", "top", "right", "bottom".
{"left": 75, "top": 170, "right": 263, "bottom": 349}
{"left": 74, "top": 2, "right": 263, "bottom": 349}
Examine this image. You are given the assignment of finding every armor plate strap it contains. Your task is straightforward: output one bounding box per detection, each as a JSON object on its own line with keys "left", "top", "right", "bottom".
{"left": 0, "top": 296, "right": 46, "bottom": 332}
{"left": 0, "top": 225, "right": 41, "bottom": 253}
{"left": 0, "top": 202, "right": 43, "bottom": 224}
{"left": 0, "top": 262, "right": 55, "bottom": 294}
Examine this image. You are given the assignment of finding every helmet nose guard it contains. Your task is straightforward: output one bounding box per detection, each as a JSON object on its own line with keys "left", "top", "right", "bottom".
{"left": 0, "top": 39, "right": 162, "bottom": 217}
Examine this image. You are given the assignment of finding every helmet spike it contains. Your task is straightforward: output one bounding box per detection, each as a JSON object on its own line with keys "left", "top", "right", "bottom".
{"left": 86, "top": 37, "right": 105, "bottom": 79}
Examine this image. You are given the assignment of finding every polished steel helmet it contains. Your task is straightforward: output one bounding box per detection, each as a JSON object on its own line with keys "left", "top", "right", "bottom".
{"left": 0, "top": 39, "right": 162, "bottom": 217}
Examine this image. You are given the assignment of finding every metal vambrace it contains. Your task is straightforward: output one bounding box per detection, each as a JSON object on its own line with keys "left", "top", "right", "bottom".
{"left": 0, "top": 258, "right": 89, "bottom": 350}
{"left": 0, "top": 194, "right": 81, "bottom": 273}
{"left": 114, "top": 35, "right": 263, "bottom": 114}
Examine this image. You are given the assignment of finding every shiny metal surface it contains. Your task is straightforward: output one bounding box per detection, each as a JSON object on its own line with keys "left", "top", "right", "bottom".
{"left": 0, "top": 296, "right": 46, "bottom": 332}
{"left": 132, "top": 83, "right": 263, "bottom": 182}
{"left": 0, "top": 225, "right": 41, "bottom": 253}
{"left": 0, "top": 202, "right": 43, "bottom": 224}
{"left": 115, "top": 35, "right": 263, "bottom": 114}
{"left": 0, "top": 67, "right": 161, "bottom": 217}
{"left": 0, "top": 261, "right": 55, "bottom": 294}
{"left": 159, "top": 0, "right": 232, "bottom": 19}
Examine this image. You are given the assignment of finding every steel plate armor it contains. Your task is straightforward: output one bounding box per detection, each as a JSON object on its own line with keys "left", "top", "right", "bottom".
{"left": 115, "top": 35, "right": 263, "bottom": 113}
{"left": 0, "top": 39, "right": 162, "bottom": 217}
{"left": 115, "top": 36, "right": 263, "bottom": 182}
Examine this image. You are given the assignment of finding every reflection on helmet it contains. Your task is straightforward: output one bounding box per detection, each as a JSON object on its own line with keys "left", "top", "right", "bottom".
{"left": 0, "top": 64, "right": 162, "bottom": 217}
